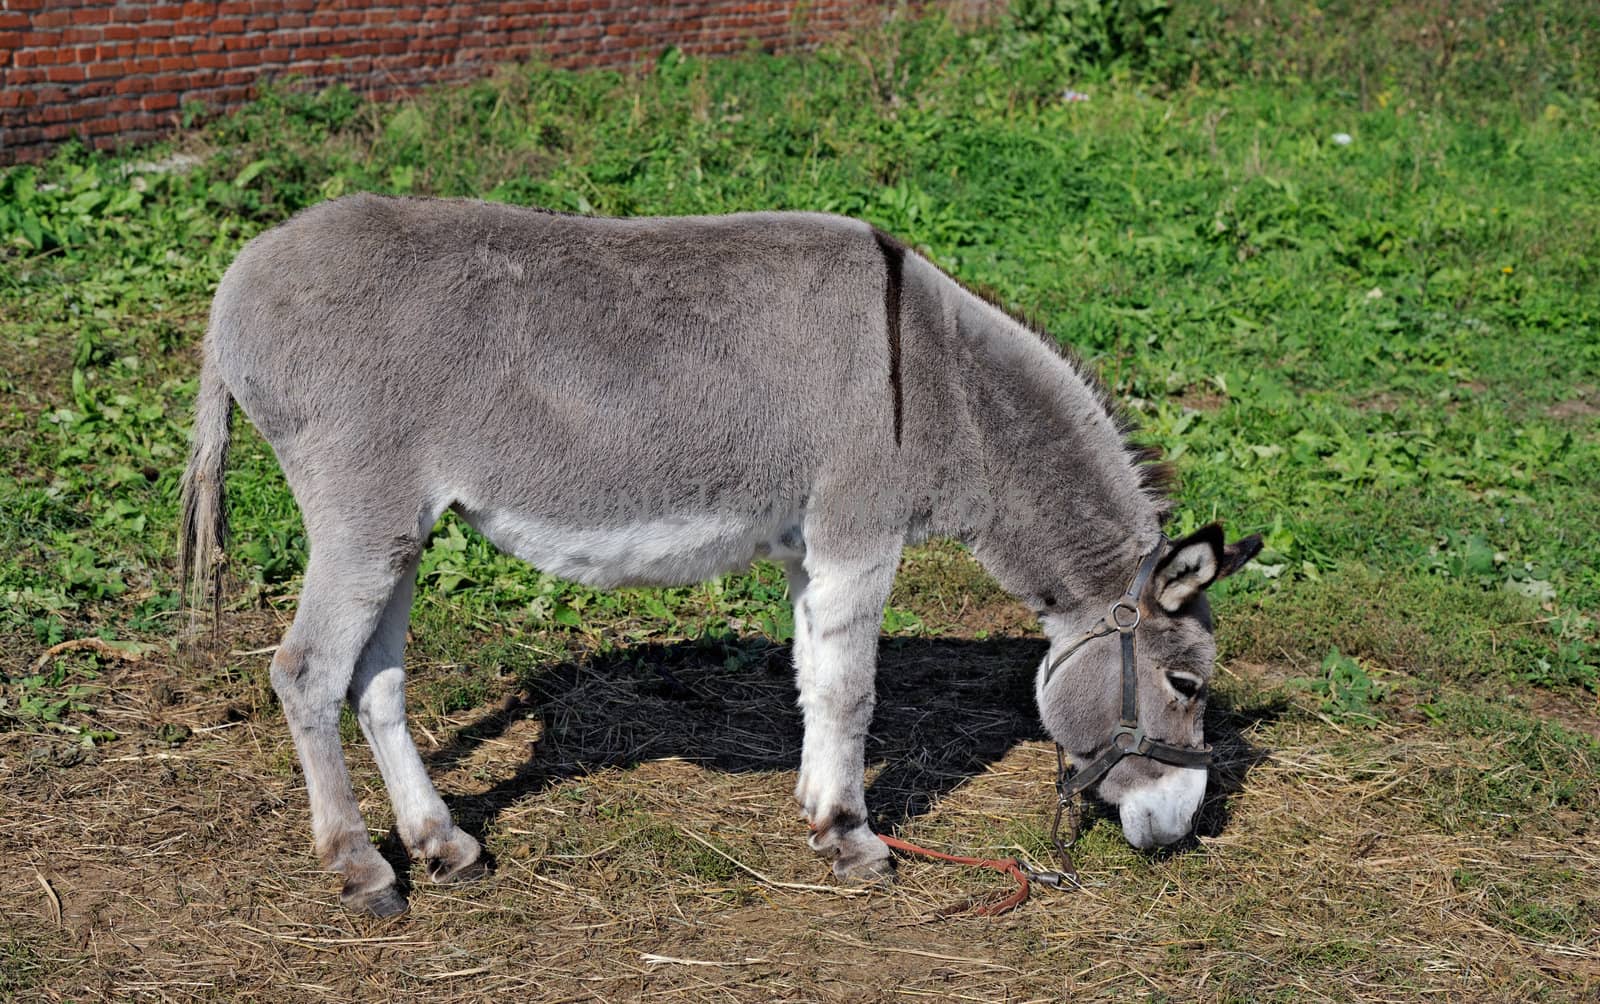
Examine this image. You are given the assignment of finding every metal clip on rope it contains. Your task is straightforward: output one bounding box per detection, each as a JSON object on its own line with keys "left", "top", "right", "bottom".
{"left": 875, "top": 833, "right": 1075, "bottom": 915}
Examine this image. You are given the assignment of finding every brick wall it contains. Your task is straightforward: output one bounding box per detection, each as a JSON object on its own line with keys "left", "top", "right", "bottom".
{"left": 0, "top": 1, "right": 903, "bottom": 164}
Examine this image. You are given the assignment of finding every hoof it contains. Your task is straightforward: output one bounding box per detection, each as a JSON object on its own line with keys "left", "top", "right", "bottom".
{"left": 409, "top": 821, "right": 484, "bottom": 886}
{"left": 342, "top": 883, "right": 408, "bottom": 918}
{"left": 428, "top": 853, "right": 490, "bottom": 885}
{"left": 834, "top": 848, "right": 897, "bottom": 885}
{"left": 809, "top": 814, "right": 895, "bottom": 885}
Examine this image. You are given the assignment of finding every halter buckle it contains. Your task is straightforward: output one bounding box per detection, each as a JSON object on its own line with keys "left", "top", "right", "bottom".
{"left": 1109, "top": 599, "right": 1141, "bottom": 632}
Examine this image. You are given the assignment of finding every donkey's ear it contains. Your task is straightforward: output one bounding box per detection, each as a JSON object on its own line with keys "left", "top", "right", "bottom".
{"left": 1152, "top": 523, "right": 1225, "bottom": 612}
{"left": 1218, "top": 533, "right": 1264, "bottom": 580}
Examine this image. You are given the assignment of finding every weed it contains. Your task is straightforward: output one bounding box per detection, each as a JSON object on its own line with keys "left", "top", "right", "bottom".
{"left": 1289, "top": 648, "right": 1385, "bottom": 723}
{"left": 0, "top": 661, "right": 98, "bottom": 728}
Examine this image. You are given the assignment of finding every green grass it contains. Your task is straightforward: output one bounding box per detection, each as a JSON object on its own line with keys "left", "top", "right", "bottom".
{"left": 0, "top": 5, "right": 1597, "bottom": 996}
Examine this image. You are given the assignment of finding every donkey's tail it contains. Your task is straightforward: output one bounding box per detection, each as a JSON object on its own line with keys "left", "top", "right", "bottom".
{"left": 177, "top": 357, "right": 235, "bottom": 627}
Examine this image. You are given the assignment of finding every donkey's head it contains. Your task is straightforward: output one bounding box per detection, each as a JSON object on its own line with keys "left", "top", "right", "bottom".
{"left": 1033, "top": 524, "right": 1261, "bottom": 850}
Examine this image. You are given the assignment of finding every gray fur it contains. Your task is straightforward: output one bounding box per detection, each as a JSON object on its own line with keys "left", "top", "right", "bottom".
{"left": 179, "top": 193, "right": 1257, "bottom": 913}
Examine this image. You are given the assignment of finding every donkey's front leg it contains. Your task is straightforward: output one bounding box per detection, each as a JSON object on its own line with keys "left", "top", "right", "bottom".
{"left": 786, "top": 546, "right": 900, "bottom": 882}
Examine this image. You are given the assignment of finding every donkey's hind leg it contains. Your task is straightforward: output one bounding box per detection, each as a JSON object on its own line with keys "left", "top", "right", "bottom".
{"left": 347, "top": 564, "right": 484, "bottom": 885}
{"left": 787, "top": 540, "right": 900, "bottom": 882}
{"left": 271, "top": 546, "right": 413, "bottom": 917}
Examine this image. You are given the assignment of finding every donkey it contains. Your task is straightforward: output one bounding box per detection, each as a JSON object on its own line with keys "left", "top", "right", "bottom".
{"left": 179, "top": 194, "right": 1260, "bottom": 917}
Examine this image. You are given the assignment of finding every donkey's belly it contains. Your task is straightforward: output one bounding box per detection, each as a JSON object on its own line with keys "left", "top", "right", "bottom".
{"left": 456, "top": 505, "right": 806, "bottom": 589}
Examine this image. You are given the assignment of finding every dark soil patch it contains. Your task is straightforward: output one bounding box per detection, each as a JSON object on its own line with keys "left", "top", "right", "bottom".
{"left": 1547, "top": 386, "right": 1600, "bottom": 423}
{"left": 1517, "top": 687, "right": 1600, "bottom": 742}
{"left": 1175, "top": 385, "right": 1228, "bottom": 412}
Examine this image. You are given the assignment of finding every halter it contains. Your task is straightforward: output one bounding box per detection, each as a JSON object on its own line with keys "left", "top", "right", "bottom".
{"left": 1041, "top": 538, "right": 1213, "bottom": 880}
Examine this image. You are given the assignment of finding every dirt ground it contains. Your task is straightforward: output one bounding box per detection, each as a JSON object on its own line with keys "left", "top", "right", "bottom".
{"left": 2, "top": 601, "right": 1597, "bottom": 1003}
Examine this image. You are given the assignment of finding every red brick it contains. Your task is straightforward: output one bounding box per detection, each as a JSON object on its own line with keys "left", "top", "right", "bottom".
{"left": 173, "top": 21, "right": 215, "bottom": 39}
{"left": 39, "top": 100, "right": 77, "bottom": 122}
{"left": 140, "top": 92, "right": 180, "bottom": 111}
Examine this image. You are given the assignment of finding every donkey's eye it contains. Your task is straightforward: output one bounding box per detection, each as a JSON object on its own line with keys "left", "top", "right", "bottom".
{"left": 1166, "top": 672, "right": 1204, "bottom": 700}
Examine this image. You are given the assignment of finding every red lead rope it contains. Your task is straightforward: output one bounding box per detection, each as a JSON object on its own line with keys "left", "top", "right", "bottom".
{"left": 875, "top": 833, "right": 1035, "bottom": 916}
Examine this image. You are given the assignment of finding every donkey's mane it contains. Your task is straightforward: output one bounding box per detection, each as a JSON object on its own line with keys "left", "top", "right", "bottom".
{"left": 941, "top": 267, "right": 1177, "bottom": 521}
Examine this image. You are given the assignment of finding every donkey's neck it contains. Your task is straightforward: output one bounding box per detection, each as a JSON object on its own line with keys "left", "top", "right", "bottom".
{"left": 906, "top": 259, "right": 1164, "bottom": 607}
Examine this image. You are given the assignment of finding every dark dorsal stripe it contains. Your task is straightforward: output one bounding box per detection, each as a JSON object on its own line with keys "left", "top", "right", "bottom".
{"left": 871, "top": 227, "right": 905, "bottom": 447}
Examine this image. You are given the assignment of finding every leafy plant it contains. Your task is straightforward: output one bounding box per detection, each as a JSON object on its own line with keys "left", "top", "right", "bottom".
{"left": 0, "top": 660, "right": 101, "bottom": 729}
{"left": 1012, "top": 0, "right": 1174, "bottom": 69}
{"left": 1290, "top": 648, "right": 1386, "bottom": 723}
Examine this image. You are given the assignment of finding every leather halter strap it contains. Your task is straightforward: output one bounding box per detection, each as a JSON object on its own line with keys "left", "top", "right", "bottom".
{"left": 1042, "top": 542, "right": 1164, "bottom": 688}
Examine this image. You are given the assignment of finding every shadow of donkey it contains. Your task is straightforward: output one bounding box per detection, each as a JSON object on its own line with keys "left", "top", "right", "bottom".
{"left": 423, "top": 634, "right": 1277, "bottom": 866}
